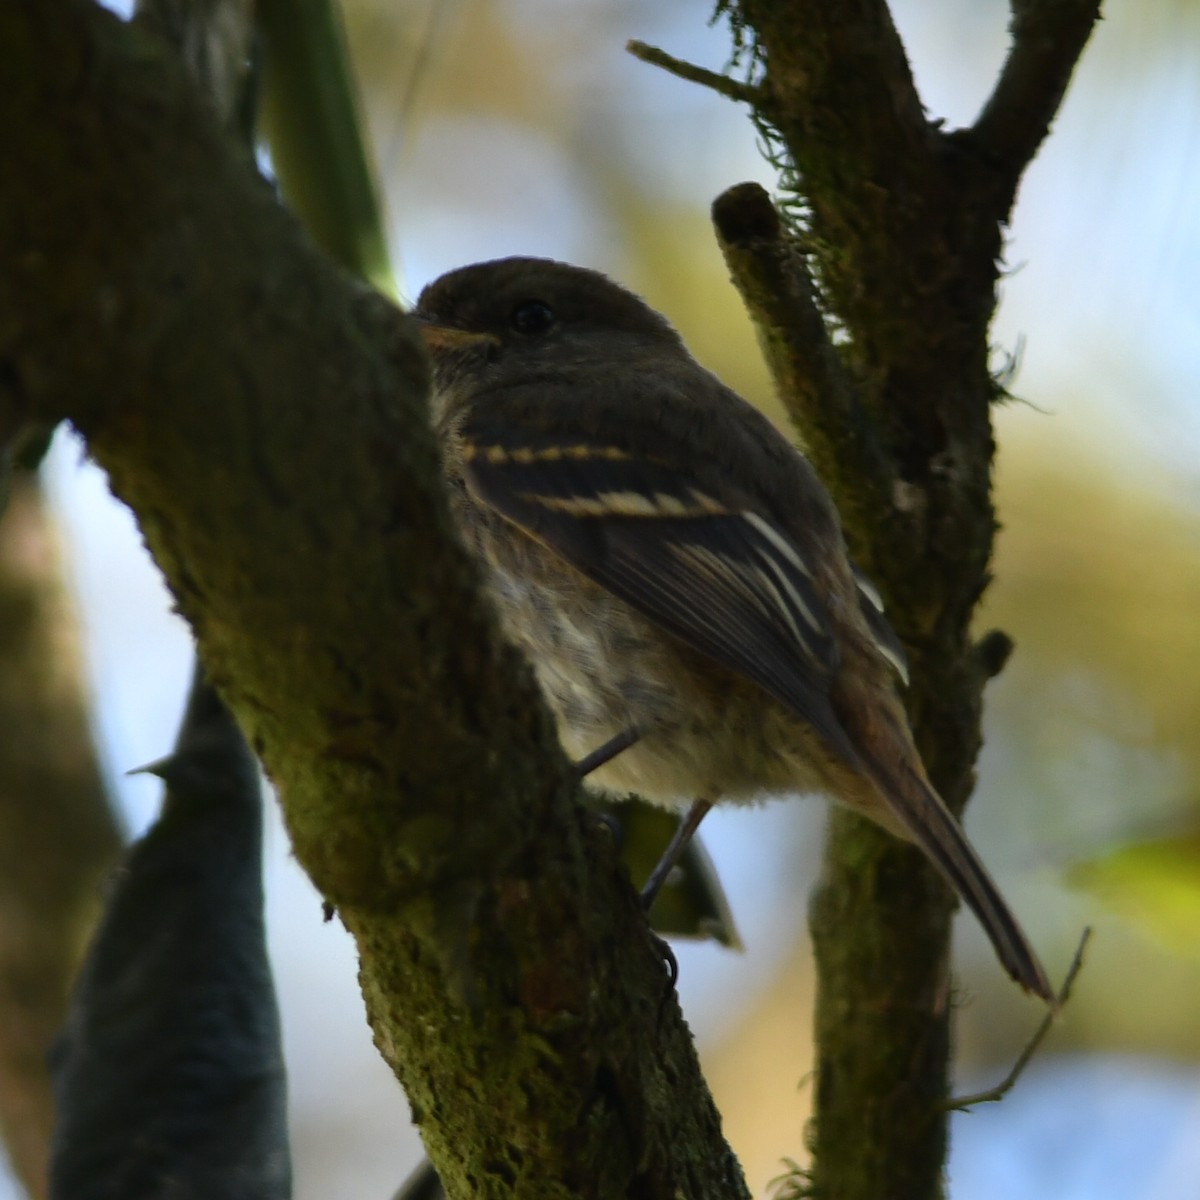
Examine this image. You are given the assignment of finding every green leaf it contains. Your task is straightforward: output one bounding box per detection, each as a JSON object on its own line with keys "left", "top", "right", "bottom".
{"left": 1070, "top": 832, "right": 1200, "bottom": 956}
{"left": 609, "top": 797, "right": 742, "bottom": 949}
{"left": 258, "top": 0, "right": 394, "bottom": 293}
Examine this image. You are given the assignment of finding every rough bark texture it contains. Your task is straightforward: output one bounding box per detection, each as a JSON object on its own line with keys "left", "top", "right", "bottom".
{"left": 0, "top": 474, "right": 122, "bottom": 1200}
{"left": 0, "top": 3, "right": 745, "bottom": 1197}
{"left": 711, "top": 1, "right": 1102, "bottom": 1196}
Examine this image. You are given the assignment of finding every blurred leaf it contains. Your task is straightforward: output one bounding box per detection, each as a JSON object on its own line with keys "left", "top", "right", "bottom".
{"left": 1070, "top": 832, "right": 1200, "bottom": 957}
{"left": 609, "top": 797, "right": 742, "bottom": 949}
{"left": 259, "top": 0, "right": 394, "bottom": 292}
{"left": 991, "top": 443, "right": 1200, "bottom": 751}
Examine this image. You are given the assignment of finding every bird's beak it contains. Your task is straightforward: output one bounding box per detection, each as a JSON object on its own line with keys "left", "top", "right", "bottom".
{"left": 413, "top": 319, "right": 500, "bottom": 355}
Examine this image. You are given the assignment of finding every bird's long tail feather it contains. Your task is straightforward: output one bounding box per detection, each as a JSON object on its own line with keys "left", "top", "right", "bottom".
{"left": 862, "top": 747, "right": 1055, "bottom": 1005}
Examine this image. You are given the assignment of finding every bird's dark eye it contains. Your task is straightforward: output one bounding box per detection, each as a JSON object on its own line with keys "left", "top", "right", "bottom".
{"left": 510, "top": 299, "right": 556, "bottom": 336}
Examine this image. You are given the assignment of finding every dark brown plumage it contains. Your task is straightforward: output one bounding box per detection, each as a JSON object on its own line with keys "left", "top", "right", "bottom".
{"left": 415, "top": 256, "right": 1053, "bottom": 1003}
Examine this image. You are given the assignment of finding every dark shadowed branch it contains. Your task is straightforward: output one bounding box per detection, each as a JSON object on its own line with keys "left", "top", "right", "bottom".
{"left": 972, "top": 0, "right": 1107, "bottom": 205}
{"left": 48, "top": 668, "right": 290, "bottom": 1199}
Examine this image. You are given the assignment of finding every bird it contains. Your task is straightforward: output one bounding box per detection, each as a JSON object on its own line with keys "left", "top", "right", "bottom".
{"left": 413, "top": 255, "right": 1054, "bottom": 1004}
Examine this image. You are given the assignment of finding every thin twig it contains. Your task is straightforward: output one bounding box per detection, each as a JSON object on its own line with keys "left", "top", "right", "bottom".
{"left": 945, "top": 926, "right": 1092, "bottom": 1111}
{"left": 626, "top": 40, "right": 762, "bottom": 105}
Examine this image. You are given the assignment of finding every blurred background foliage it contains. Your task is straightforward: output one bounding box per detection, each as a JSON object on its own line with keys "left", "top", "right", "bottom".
{"left": 7, "top": 0, "right": 1200, "bottom": 1197}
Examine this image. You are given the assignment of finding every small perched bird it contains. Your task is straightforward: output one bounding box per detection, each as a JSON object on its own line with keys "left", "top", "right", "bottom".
{"left": 415, "top": 256, "right": 1053, "bottom": 1003}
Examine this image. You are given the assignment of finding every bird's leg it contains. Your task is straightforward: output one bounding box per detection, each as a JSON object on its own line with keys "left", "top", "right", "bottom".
{"left": 574, "top": 725, "right": 643, "bottom": 778}
{"left": 573, "top": 725, "right": 685, "bottom": 995}
{"left": 640, "top": 798, "right": 713, "bottom": 909}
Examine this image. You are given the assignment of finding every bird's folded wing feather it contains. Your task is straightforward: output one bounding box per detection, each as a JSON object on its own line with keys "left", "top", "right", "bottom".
{"left": 458, "top": 415, "right": 862, "bottom": 766}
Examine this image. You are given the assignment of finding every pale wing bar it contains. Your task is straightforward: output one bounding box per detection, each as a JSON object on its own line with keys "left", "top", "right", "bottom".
{"left": 461, "top": 423, "right": 860, "bottom": 767}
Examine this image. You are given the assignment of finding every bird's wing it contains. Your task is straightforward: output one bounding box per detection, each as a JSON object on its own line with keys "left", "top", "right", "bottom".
{"left": 849, "top": 564, "right": 909, "bottom": 685}
{"left": 457, "top": 414, "right": 862, "bottom": 767}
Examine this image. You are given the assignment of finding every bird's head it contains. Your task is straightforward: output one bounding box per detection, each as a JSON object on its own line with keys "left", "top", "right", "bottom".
{"left": 412, "top": 257, "right": 685, "bottom": 401}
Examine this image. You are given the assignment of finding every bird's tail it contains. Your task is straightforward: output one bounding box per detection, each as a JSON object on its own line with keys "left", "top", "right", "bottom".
{"left": 860, "top": 742, "right": 1055, "bottom": 1005}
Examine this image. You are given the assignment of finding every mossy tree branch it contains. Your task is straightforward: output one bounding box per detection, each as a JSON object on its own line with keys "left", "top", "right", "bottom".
{"left": 0, "top": 3, "right": 745, "bottom": 1197}
{"left": 707, "top": 1, "right": 1101, "bottom": 1196}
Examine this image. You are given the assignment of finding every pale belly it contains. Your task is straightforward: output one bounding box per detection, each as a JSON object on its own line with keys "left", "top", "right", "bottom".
{"left": 483, "top": 554, "right": 845, "bottom": 812}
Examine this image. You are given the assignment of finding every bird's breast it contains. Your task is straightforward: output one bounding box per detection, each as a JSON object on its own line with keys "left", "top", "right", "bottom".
{"left": 460, "top": 500, "right": 851, "bottom": 811}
